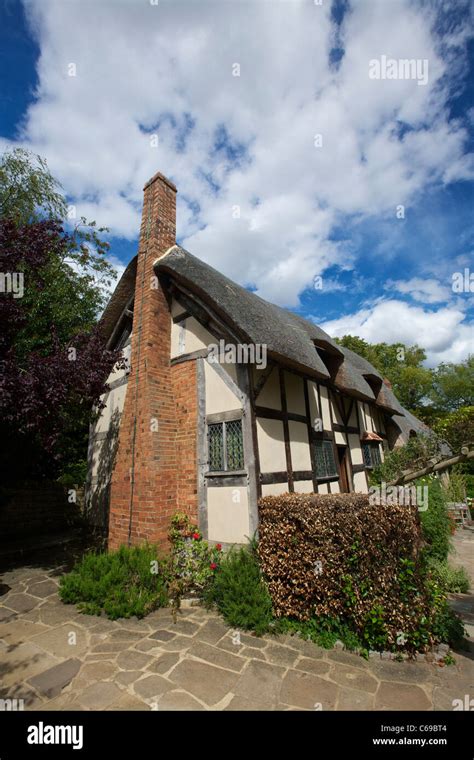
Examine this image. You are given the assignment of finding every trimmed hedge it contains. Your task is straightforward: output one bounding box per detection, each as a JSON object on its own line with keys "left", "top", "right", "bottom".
{"left": 258, "top": 493, "right": 435, "bottom": 650}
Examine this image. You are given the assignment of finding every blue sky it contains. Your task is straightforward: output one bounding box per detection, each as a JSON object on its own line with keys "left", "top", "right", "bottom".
{"left": 1, "top": 0, "right": 473, "bottom": 366}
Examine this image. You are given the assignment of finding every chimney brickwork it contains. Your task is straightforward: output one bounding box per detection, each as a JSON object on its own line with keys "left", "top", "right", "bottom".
{"left": 108, "top": 172, "right": 198, "bottom": 551}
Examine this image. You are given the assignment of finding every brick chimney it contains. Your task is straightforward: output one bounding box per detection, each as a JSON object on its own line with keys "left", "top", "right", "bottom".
{"left": 108, "top": 172, "right": 180, "bottom": 550}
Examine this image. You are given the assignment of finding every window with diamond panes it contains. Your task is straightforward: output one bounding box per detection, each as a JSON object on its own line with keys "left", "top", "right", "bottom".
{"left": 362, "top": 442, "right": 372, "bottom": 468}
{"left": 314, "top": 439, "right": 337, "bottom": 478}
{"left": 371, "top": 443, "right": 381, "bottom": 467}
{"left": 208, "top": 423, "right": 224, "bottom": 471}
{"left": 207, "top": 419, "right": 244, "bottom": 472}
{"left": 362, "top": 442, "right": 381, "bottom": 468}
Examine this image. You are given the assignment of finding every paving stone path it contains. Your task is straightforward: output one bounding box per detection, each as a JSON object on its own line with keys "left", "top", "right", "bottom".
{"left": 0, "top": 533, "right": 473, "bottom": 711}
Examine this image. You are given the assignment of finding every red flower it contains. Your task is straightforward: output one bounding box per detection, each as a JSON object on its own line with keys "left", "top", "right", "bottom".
{"left": 215, "top": 544, "right": 222, "bottom": 552}
{"left": 210, "top": 563, "right": 217, "bottom": 570}
{"left": 192, "top": 532, "right": 200, "bottom": 540}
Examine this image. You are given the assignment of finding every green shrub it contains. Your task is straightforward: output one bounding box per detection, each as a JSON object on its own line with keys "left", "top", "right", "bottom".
{"left": 441, "top": 467, "right": 467, "bottom": 503}
{"left": 428, "top": 559, "right": 470, "bottom": 594}
{"left": 57, "top": 459, "right": 88, "bottom": 487}
{"left": 371, "top": 434, "right": 441, "bottom": 484}
{"left": 276, "top": 615, "right": 362, "bottom": 651}
{"left": 419, "top": 478, "right": 451, "bottom": 562}
{"left": 429, "top": 590, "right": 465, "bottom": 649}
{"left": 168, "top": 513, "right": 221, "bottom": 593}
{"left": 362, "top": 604, "right": 388, "bottom": 651}
{"left": 204, "top": 545, "right": 273, "bottom": 635}
{"left": 59, "top": 544, "right": 169, "bottom": 619}
{"left": 464, "top": 474, "right": 474, "bottom": 499}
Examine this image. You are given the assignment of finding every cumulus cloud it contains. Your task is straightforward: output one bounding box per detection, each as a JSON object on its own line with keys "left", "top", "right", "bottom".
{"left": 384, "top": 277, "right": 451, "bottom": 304}
{"left": 319, "top": 299, "right": 472, "bottom": 366}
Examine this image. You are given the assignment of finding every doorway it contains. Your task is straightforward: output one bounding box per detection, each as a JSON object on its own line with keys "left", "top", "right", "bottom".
{"left": 337, "top": 445, "right": 352, "bottom": 493}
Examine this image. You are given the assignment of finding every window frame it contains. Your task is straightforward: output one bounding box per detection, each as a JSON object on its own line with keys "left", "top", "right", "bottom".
{"left": 362, "top": 441, "right": 382, "bottom": 469}
{"left": 314, "top": 438, "right": 338, "bottom": 479}
{"left": 207, "top": 418, "right": 245, "bottom": 474}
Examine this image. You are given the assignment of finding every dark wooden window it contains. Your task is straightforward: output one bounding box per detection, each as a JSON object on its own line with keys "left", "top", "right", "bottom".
{"left": 314, "top": 440, "right": 337, "bottom": 478}
{"left": 362, "top": 442, "right": 381, "bottom": 468}
{"left": 208, "top": 419, "right": 244, "bottom": 472}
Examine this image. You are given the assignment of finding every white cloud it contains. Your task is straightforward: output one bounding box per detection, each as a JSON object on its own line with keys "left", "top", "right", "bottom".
{"left": 384, "top": 277, "right": 451, "bottom": 304}
{"left": 319, "top": 299, "right": 473, "bottom": 366}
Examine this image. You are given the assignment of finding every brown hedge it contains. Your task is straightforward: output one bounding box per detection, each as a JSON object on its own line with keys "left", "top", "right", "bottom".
{"left": 258, "top": 493, "right": 431, "bottom": 647}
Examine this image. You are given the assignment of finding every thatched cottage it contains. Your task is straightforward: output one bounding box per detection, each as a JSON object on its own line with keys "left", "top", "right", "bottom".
{"left": 86, "top": 171, "right": 428, "bottom": 550}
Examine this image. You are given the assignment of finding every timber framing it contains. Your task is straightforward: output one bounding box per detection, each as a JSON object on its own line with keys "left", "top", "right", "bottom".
{"left": 279, "top": 368, "right": 294, "bottom": 493}
{"left": 252, "top": 367, "right": 363, "bottom": 493}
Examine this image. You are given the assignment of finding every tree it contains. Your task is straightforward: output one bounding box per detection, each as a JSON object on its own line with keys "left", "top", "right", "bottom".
{"left": 0, "top": 150, "right": 123, "bottom": 482}
{"left": 0, "top": 148, "right": 116, "bottom": 307}
{"left": 333, "top": 335, "right": 377, "bottom": 365}
{"left": 430, "top": 358, "right": 474, "bottom": 412}
{"left": 0, "top": 218, "right": 123, "bottom": 481}
{"left": 0, "top": 148, "right": 66, "bottom": 222}
{"left": 433, "top": 407, "right": 474, "bottom": 452}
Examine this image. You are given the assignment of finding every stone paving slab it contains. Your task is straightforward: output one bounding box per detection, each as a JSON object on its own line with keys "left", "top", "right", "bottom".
{"left": 28, "top": 658, "right": 81, "bottom": 699}
{"left": 0, "top": 531, "right": 473, "bottom": 711}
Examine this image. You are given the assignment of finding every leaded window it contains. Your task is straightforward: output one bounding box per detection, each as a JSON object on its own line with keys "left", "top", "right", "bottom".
{"left": 362, "top": 442, "right": 381, "bottom": 468}
{"left": 314, "top": 439, "right": 337, "bottom": 478}
{"left": 208, "top": 419, "right": 244, "bottom": 472}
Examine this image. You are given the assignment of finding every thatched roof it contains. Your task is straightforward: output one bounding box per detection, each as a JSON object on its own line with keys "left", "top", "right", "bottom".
{"left": 389, "top": 406, "right": 432, "bottom": 440}
{"left": 156, "top": 245, "right": 337, "bottom": 379}
{"left": 99, "top": 256, "right": 137, "bottom": 342}
{"left": 335, "top": 346, "right": 402, "bottom": 414}
{"left": 100, "top": 243, "right": 429, "bottom": 437}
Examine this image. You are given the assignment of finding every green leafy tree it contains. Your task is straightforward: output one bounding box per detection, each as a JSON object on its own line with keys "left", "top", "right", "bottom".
{"left": 430, "top": 357, "right": 474, "bottom": 412}
{"left": 0, "top": 147, "right": 66, "bottom": 222}
{"left": 432, "top": 407, "right": 474, "bottom": 451}
{"left": 0, "top": 148, "right": 115, "bottom": 306}
{"left": 0, "top": 149, "right": 121, "bottom": 482}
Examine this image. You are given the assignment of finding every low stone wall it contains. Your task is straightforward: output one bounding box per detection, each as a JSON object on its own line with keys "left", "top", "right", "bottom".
{"left": 0, "top": 482, "right": 81, "bottom": 541}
